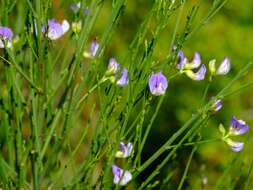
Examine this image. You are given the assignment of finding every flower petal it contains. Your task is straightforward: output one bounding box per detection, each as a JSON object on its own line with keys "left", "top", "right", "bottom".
{"left": 185, "top": 64, "right": 206, "bottom": 81}
{"left": 116, "top": 142, "right": 133, "bottom": 158}
{"left": 216, "top": 57, "right": 231, "bottom": 75}
{"left": 117, "top": 68, "right": 129, "bottom": 87}
{"left": 112, "top": 165, "right": 132, "bottom": 186}
{"left": 148, "top": 71, "right": 168, "bottom": 96}
{"left": 184, "top": 52, "right": 201, "bottom": 69}
{"left": 177, "top": 51, "right": 188, "bottom": 70}
{"left": 229, "top": 116, "right": 249, "bottom": 135}
{"left": 225, "top": 139, "right": 244, "bottom": 152}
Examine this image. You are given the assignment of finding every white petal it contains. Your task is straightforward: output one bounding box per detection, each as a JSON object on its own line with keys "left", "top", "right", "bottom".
{"left": 119, "top": 170, "right": 132, "bottom": 186}
{"left": 62, "top": 20, "right": 70, "bottom": 34}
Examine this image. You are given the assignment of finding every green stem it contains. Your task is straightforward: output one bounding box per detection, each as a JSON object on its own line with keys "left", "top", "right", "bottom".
{"left": 75, "top": 77, "right": 108, "bottom": 110}
{"left": 177, "top": 146, "right": 197, "bottom": 190}
{"left": 166, "top": 138, "right": 220, "bottom": 149}
{"left": 0, "top": 55, "right": 43, "bottom": 93}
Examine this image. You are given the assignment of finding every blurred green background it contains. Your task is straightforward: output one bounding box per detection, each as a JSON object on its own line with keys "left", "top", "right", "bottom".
{"left": 2, "top": 0, "right": 253, "bottom": 189}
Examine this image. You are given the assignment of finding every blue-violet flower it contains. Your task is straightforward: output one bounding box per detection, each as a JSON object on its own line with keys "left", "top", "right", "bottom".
{"left": 0, "top": 26, "right": 13, "bottom": 48}
{"left": 216, "top": 57, "right": 231, "bottom": 75}
{"left": 219, "top": 116, "right": 249, "bottom": 152}
{"left": 42, "top": 19, "right": 70, "bottom": 40}
{"left": 112, "top": 165, "right": 132, "bottom": 186}
{"left": 177, "top": 51, "right": 206, "bottom": 80}
{"left": 115, "top": 142, "right": 133, "bottom": 158}
{"left": 229, "top": 116, "right": 249, "bottom": 136}
{"left": 148, "top": 71, "right": 168, "bottom": 96}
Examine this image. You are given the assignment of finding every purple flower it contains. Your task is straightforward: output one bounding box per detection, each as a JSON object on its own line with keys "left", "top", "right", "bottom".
{"left": 70, "top": 2, "right": 81, "bottom": 12}
{"left": 90, "top": 40, "right": 99, "bottom": 57}
{"left": 117, "top": 68, "right": 129, "bottom": 87}
{"left": 106, "top": 58, "right": 129, "bottom": 87}
{"left": 83, "top": 7, "right": 90, "bottom": 16}
{"left": 225, "top": 139, "right": 244, "bottom": 152}
{"left": 0, "top": 26, "right": 13, "bottom": 48}
{"left": 43, "top": 19, "right": 70, "bottom": 40}
{"left": 213, "top": 99, "right": 222, "bottom": 112}
{"left": 216, "top": 57, "right": 231, "bottom": 75}
{"left": 177, "top": 51, "right": 188, "bottom": 70}
{"left": 177, "top": 51, "right": 206, "bottom": 81}
{"left": 112, "top": 165, "right": 132, "bottom": 186}
{"left": 148, "top": 71, "right": 168, "bottom": 96}
{"left": 184, "top": 52, "right": 201, "bottom": 70}
{"left": 185, "top": 64, "right": 206, "bottom": 81}
{"left": 108, "top": 58, "right": 120, "bottom": 74}
{"left": 229, "top": 116, "right": 249, "bottom": 136}
{"left": 115, "top": 142, "right": 133, "bottom": 158}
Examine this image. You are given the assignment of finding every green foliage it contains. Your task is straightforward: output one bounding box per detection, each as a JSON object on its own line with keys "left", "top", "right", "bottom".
{"left": 0, "top": 0, "right": 253, "bottom": 189}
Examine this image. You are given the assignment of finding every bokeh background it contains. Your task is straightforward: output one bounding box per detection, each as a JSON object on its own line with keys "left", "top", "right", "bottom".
{"left": 2, "top": 0, "right": 253, "bottom": 189}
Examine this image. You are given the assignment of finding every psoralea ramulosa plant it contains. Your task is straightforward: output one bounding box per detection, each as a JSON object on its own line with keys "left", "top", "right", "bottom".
{"left": 0, "top": 0, "right": 252, "bottom": 189}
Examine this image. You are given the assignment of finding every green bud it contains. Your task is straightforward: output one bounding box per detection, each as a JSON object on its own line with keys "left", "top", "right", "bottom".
{"left": 209, "top": 59, "right": 216, "bottom": 76}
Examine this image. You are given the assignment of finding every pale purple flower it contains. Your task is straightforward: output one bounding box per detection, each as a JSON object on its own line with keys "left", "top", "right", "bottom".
{"left": 229, "top": 116, "right": 249, "bottom": 136}
{"left": 112, "top": 165, "right": 132, "bottom": 186}
{"left": 90, "top": 40, "right": 99, "bottom": 57}
{"left": 225, "top": 139, "right": 244, "bottom": 152}
{"left": 148, "top": 71, "right": 168, "bottom": 96}
{"left": 0, "top": 26, "right": 13, "bottom": 48}
{"left": 177, "top": 51, "right": 188, "bottom": 70}
{"left": 108, "top": 58, "right": 120, "bottom": 74}
{"left": 216, "top": 57, "right": 230, "bottom": 75}
{"left": 42, "top": 19, "right": 70, "bottom": 40}
{"left": 213, "top": 99, "right": 222, "bottom": 112}
{"left": 184, "top": 52, "right": 201, "bottom": 70}
{"left": 185, "top": 64, "right": 206, "bottom": 81}
{"left": 117, "top": 68, "right": 129, "bottom": 87}
{"left": 115, "top": 142, "right": 133, "bottom": 158}
{"left": 177, "top": 51, "right": 206, "bottom": 80}
{"left": 70, "top": 2, "right": 81, "bottom": 12}
{"left": 83, "top": 7, "right": 90, "bottom": 16}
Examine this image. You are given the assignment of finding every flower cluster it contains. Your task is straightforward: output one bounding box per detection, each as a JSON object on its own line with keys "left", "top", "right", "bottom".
{"left": 0, "top": 26, "right": 13, "bottom": 48}
{"left": 70, "top": 2, "right": 89, "bottom": 16}
{"left": 219, "top": 116, "right": 249, "bottom": 152}
{"left": 177, "top": 51, "right": 206, "bottom": 80}
{"left": 112, "top": 142, "right": 133, "bottom": 186}
{"left": 106, "top": 58, "right": 129, "bottom": 87}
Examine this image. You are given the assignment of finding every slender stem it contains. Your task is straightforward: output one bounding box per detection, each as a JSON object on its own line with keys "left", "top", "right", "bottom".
{"left": 177, "top": 146, "right": 197, "bottom": 190}
{"left": 135, "top": 96, "right": 164, "bottom": 166}
{"left": 0, "top": 55, "right": 43, "bottom": 93}
{"left": 201, "top": 82, "right": 211, "bottom": 105}
{"left": 39, "top": 110, "right": 61, "bottom": 161}
{"left": 75, "top": 77, "right": 108, "bottom": 110}
{"left": 166, "top": 138, "right": 220, "bottom": 149}
{"left": 135, "top": 112, "right": 201, "bottom": 177}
